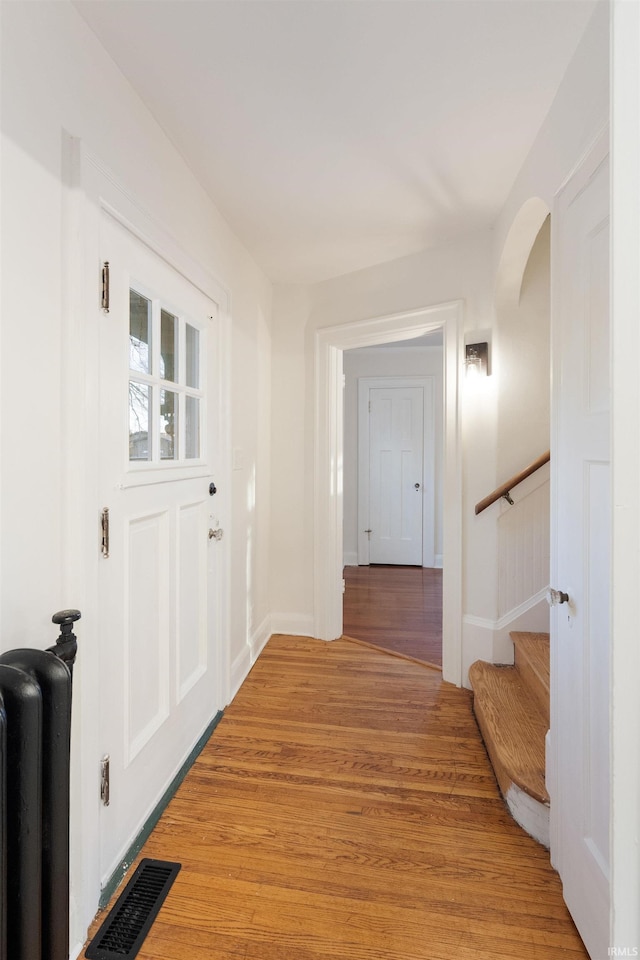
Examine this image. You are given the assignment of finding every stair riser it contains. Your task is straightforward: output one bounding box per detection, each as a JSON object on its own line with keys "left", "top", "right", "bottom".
{"left": 473, "top": 697, "right": 515, "bottom": 799}
{"left": 468, "top": 660, "right": 549, "bottom": 804}
{"left": 470, "top": 639, "right": 550, "bottom": 849}
{"left": 473, "top": 696, "right": 550, "bottom": 847}
{"left": 515, "top": 651, "right": 549, "bottom": 725}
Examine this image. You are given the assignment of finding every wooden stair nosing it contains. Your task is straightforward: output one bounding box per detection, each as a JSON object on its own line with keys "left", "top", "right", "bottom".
{"left": 469, "top": 660, "right": 549, "bottom": 805}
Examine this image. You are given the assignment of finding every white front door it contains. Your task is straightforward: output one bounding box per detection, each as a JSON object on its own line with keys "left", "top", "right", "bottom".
{"left": 98, "top": 212, "right": 224, "bottom": 887}
{"left": 362, "top": 384, "right": 426, "bottom": 565}
{"left": 551, "top": 132, "right": 610, "bottom": 958}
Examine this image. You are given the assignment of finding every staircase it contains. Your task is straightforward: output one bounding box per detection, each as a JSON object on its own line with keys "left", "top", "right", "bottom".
{"left": 469, "top": 631, "right": 550, "bottom": 847}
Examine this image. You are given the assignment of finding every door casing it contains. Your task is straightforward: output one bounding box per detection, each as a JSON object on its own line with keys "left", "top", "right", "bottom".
{"left": 313, "top": 302, "right": 462, "bottom": 686}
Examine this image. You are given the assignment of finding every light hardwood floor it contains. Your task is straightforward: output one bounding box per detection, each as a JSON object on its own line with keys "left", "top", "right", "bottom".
{"left": 85, "top": 635, "right": 586, "bottom": 960}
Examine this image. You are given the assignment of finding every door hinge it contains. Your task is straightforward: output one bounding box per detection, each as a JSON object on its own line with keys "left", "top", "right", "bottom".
{"left": 100, "top": 754, "right": 110, "bottom": 806}
{"left": 101, "top": 261, "right": 110, "bottom": 313}
{"left": 101, "top": 507, "right": 110, "bottom": 558}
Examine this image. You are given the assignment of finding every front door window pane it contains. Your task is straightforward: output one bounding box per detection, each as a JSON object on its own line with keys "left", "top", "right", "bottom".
{"left": 160, "top": 310, "right": 177, "bottom": 382}
{"left": 128, "top": 286, "right": 204, "bottom": 469}
{"left": 160, "top": 389, "right": 178, "bottom": 460}
{"left": 186, "top": 323, "right": 199, "bottom": 388}
{"left": 130, "top": 291, "right": 151, "bottom": 374}
{"left": 185, "top": 396, "right": 200, "bottom": 459}
{"left": 129, "top": 381, "right": 151, "bottom": 460}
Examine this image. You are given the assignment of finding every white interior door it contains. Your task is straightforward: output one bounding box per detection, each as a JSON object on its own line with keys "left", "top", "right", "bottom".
{"left": 98, "top": 212, "right": 223, "bottom": 886}
{"left": 365, "top": 384, "right": 425, "bottom": 565}
{"left": 551, "top": 132, "right": 610, "bottom": 958}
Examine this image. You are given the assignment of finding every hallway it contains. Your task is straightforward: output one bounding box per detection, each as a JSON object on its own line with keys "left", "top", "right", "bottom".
{"left": 342, "top": 564, "right": 442, "bottom": 665}
{"left": 87, "top": 634, "right": 586, "bottom": 960}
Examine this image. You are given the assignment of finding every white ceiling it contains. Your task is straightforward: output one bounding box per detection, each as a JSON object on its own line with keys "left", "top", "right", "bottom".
{"left": 74, "top": 0, "right": 598, "bottom": 285}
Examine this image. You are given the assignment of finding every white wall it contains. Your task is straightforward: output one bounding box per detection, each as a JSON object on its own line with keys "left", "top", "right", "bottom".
{"left": 1, "top": 1, "right": 272, "bottom": 951}
{"left": 496, "top": 218, "right": 550, "bottom": 481}
{"left": 342, "top": 345, "right": 444, "bottom": 566}
{"left": 270, "top": 1, "right": 608, "bottom": 683}
{"left": 493, "top": 1, "right": 609, "bottom": 268}
{"left": 271, "top": 233, "right": 498, "bottom": 638}
{"left": 269, "top": 284, "right": 315, "bottom": 635}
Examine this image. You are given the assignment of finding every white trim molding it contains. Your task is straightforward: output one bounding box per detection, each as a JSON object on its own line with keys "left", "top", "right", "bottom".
{"left": 314, "top": 301, "right": 463, "bottom": 686}
{"left": 462, "top": 587, "right": 550, "bottom": 687}
{"left": 230, "top": 645, "right": 252, "bottom": 702}
{"left": 250, "top": 615, "right": 272, "bottom": 662}
{"left": 229, "top": 614, "right": 272, "bottom": 701}
{"left": 270, "top": 613, "right": 315, "bottom": 638}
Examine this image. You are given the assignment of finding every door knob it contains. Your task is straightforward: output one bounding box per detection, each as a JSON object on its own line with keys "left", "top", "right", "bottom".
{"left": 547, "top": 588, "right": 569, "bottom": 606}
{"left": 414, "top": 483, "right": 421, "bottom": 490}
{"left": 208, "top": 527, "right": 223, "bottom": 541}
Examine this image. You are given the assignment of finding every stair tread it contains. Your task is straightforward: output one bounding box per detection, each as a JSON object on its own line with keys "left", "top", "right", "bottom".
{"left": 512, "top": 631, "right": 549, "bottom": 696}
{"left": 469, "top": 660, "right": 549, "bottom": 804}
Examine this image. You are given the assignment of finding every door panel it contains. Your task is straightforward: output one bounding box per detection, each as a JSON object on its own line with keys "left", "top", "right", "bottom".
{"left": 551, "top": 133, "right": 610, "bottom": 958}
{"left": 357, "top": 377, "right": 436, "bottom": 567}
{"left": 369, "top": 386, "right": 423, "bottom": 565}
{"left": 125, "top": 509, "right": 170, "bottom": 762}
{"left": 99, "top": 212, "right": 222, "bottom": 883}
{"left": 177, "top": 499, "right": 208, "bottom": 701}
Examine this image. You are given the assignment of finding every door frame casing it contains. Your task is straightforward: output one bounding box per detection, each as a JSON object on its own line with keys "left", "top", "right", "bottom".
{"left": 357, "top": 377, "right": 436, "bottom": 567}
{"left": 314, "top": 301, "right": 463, "bottom": 686}
{"left": 61, "top": 134, "right": 232, "bottom": 944}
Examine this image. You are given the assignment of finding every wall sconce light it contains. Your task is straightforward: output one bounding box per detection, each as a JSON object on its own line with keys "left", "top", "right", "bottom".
{"left": 465, "top": 342, "right": 489, "bottom": 377}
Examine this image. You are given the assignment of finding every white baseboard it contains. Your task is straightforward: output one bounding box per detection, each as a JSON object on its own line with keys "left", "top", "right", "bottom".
{"left": 250, "top": 614, "right": 271, "bottom": 661}
{"left": 230, "top": 644, "right": 252, "bottom": 702}
{"left": 462, "top": 588, "right": 550, "bottom": 688}
{"left": 434, "top": 554, "right": 443, "bottom": 569}
{"left": 231, "top": 612, "right": 317, "bottom": 701}
{"left": 494, "top": 589, "right": 549, "bottom": 656}
{"left": 461, "top": 615, "right": 496, "bottom": 687}
{"left": 343, "top": 551, "right": 358, "bottom": 567}
{"left": 229, "top": 614, "right": 272, "bottom": 701}
{"left": 270, "top": 613, "right": 315, "bottom": 638}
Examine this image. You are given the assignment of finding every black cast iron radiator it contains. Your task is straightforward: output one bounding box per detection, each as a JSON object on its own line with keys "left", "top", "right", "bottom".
{"left": 0, "top": 609, "right": 80, "bottom": 960}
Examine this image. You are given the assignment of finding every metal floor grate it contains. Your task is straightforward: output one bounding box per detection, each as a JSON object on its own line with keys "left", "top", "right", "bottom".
{"left": 85, "top": 858, "right": 181, "bottom": 959}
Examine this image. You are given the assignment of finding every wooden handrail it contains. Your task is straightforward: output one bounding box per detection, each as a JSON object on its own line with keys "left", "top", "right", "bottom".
{"left": 475, "top": 450, "right": 550, "bottom": 516}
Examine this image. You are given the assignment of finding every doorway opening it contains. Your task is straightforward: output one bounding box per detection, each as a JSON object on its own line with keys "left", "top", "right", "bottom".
{"left": 313, "top": 301, "right": 462, "bottom": 686}
{"left": 341, "top": 334, "right": 444, "bottom": 665}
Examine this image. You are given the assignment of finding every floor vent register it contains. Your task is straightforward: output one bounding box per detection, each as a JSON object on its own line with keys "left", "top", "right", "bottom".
{"left": 85, "top": 859, "right": 181, "bottom": 960}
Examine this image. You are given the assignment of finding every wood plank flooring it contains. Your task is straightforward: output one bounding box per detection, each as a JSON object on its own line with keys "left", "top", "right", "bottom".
{"left": 85, "top": 635, "right": 586, "bottom": 960}
{"left": 343, "top": 564, "right": 442, "bottom": 665}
